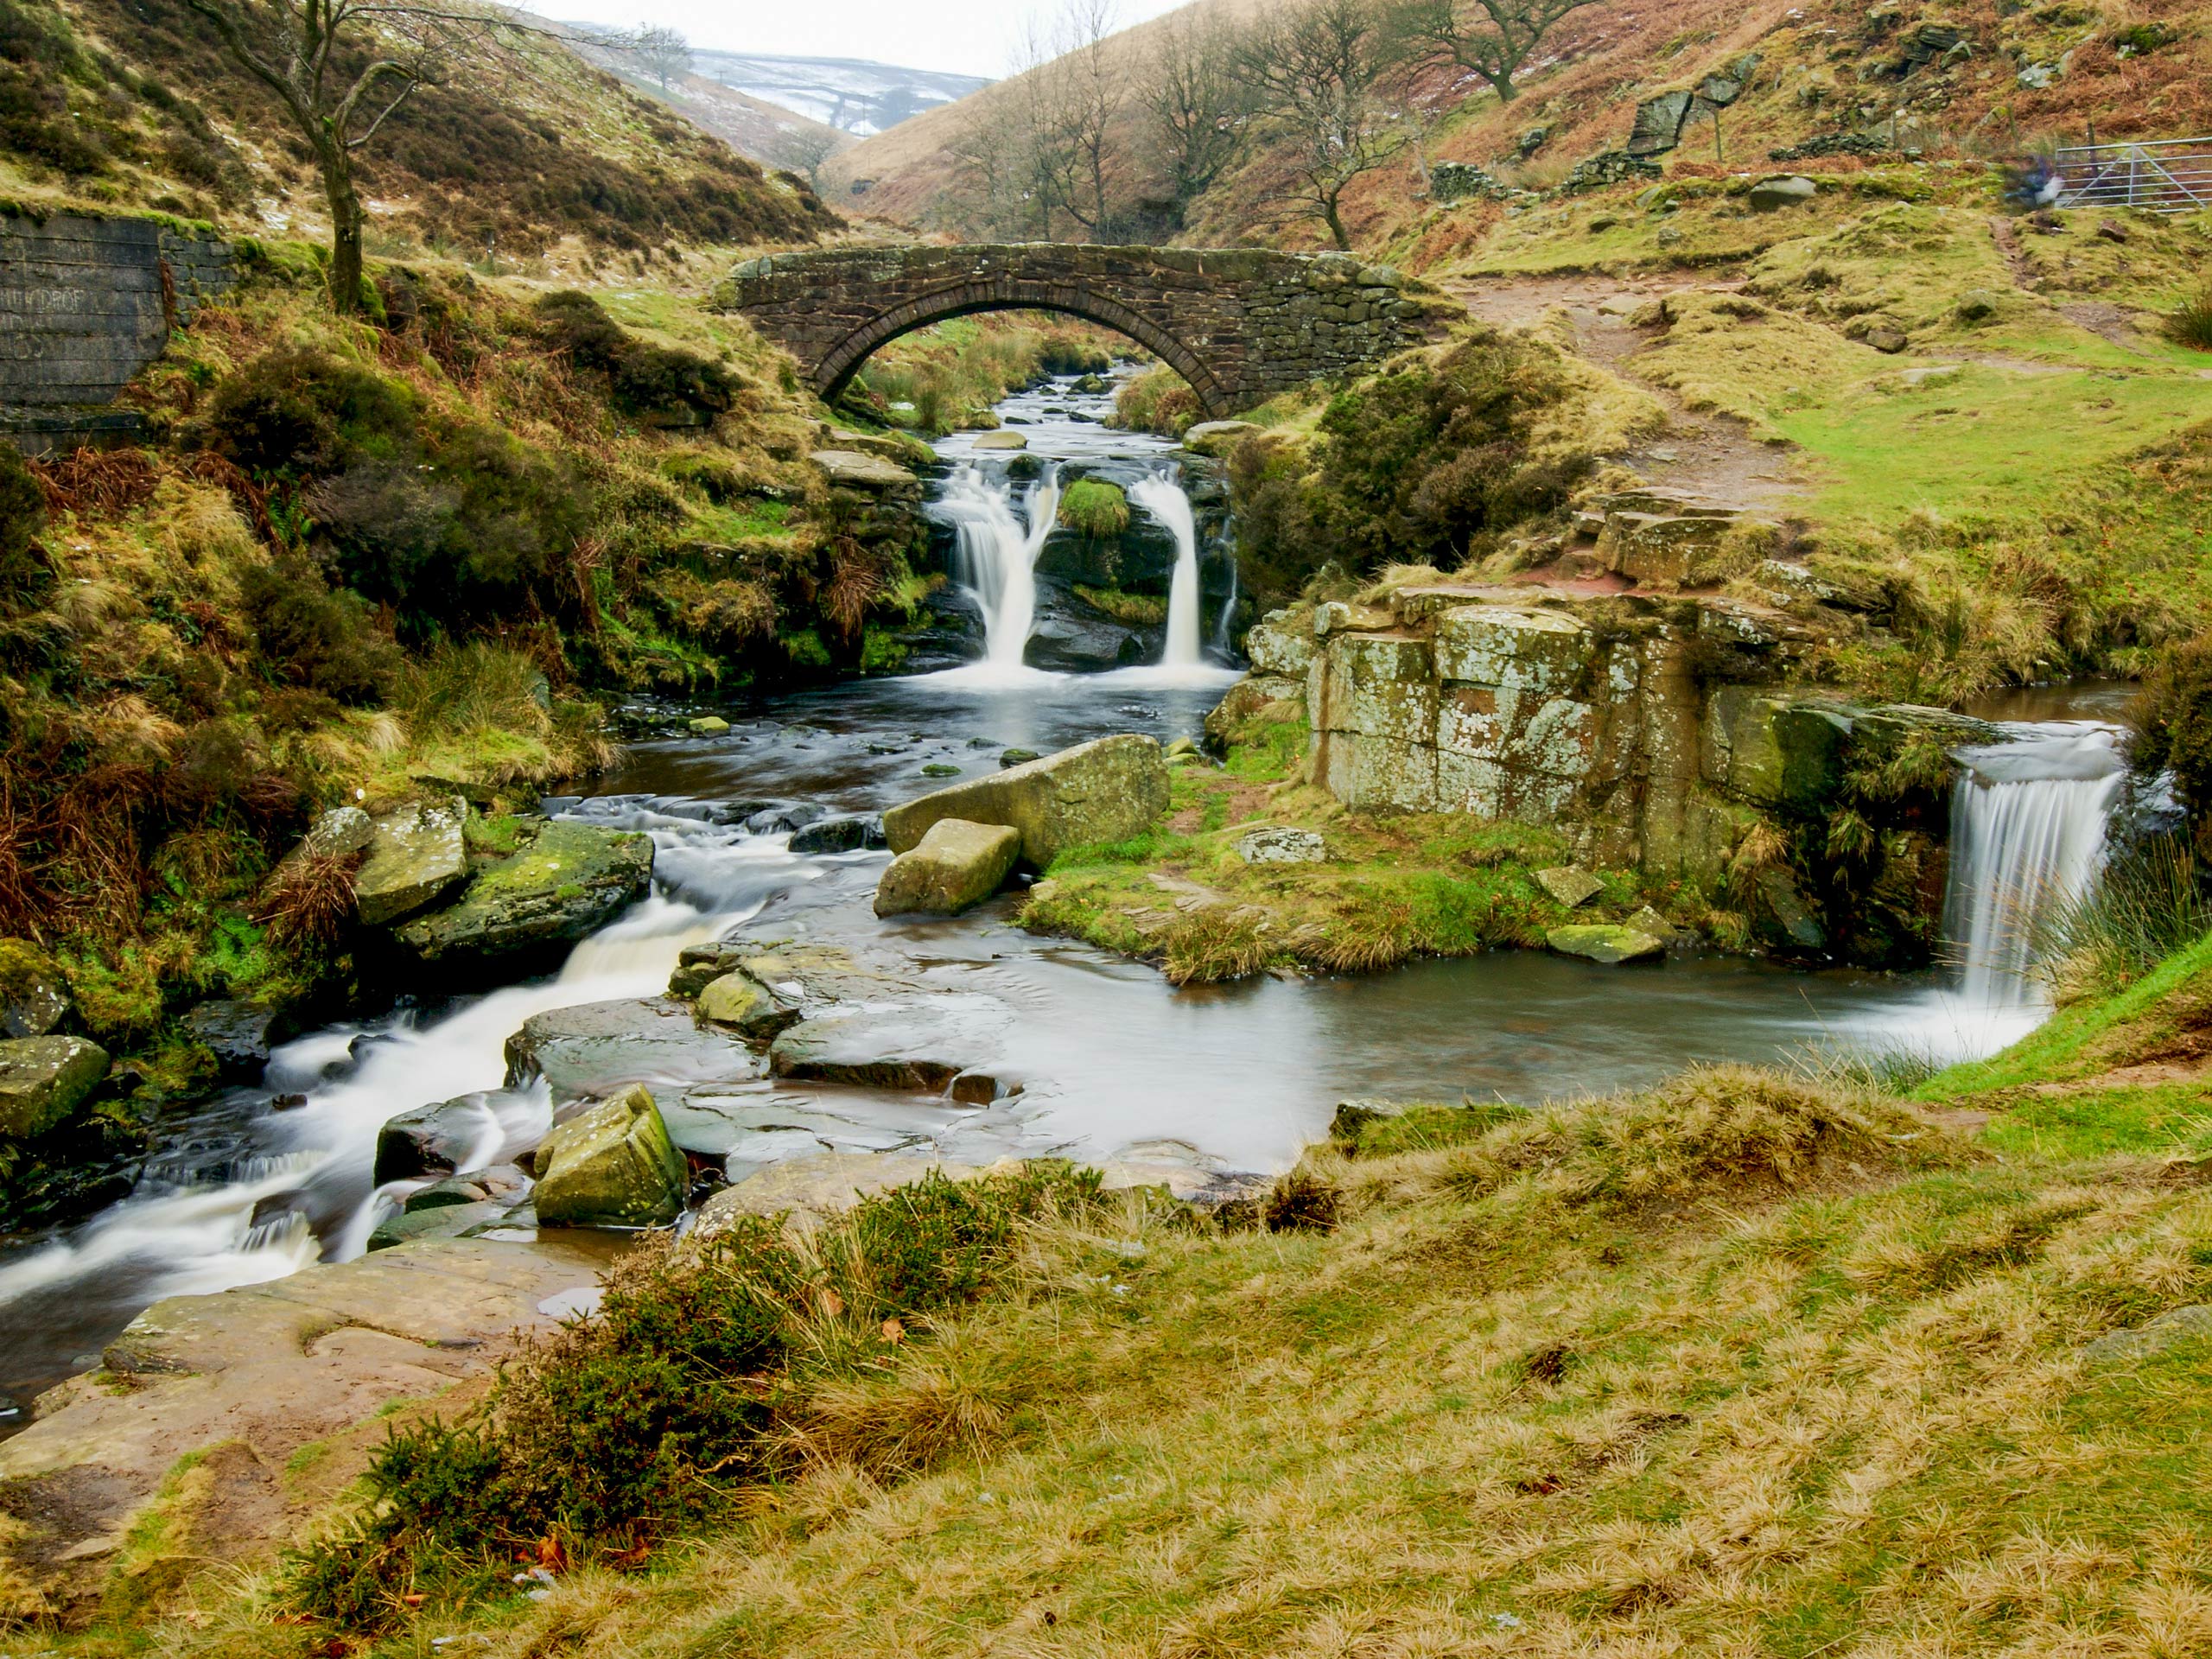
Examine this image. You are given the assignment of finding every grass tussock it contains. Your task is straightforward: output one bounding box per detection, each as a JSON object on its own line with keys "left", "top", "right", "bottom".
{"left": 2165, "top": 283, "right": 2212, "bottom": 353}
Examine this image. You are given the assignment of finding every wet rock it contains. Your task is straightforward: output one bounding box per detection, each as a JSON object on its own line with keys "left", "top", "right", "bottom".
{"left": 354, "top": 797, "right": 467, "bottom": 926}
{"left": 769, "top": 992, "right": 1014, "bottom": 1092}
{"left": 921, "top": 762, "right": 961, "bottom": 778}
{"left": 404, "top": 1166, "right": 527, "bottom": 1213}
{"left": 789, "top": 813, "right": 886, "bottom": 854}
{"left": 368, "top": 1197, "right": 518, "bottom": 1250}
{"left": 1756, "top": 868, "right": 1827, "bottom": 950}
{"left": 182, "top": 1000, "right": 279, "bottom": 1083}
{"left": 1235, "top": 827, "right": 1326, "bottom": 865}
{"left": 1535, "top": 867, "right": 1605, "bottom": 909}
{"left": 688, "top": 715, "right": 731, "bottom": 736}
{"left": 0, "top": 1035, "right": 110, "bottom": 1139}
{"left": 950, "top": 1068, "right": 1020, "bottom": 1104}
{"left": 1329, "top": 1097, "right": 1413, "bottom": 1138}
{"left": 1001, "top": 747, "right": 1040, "bottom": 767}
{"left": 1748, "top": 175, "right": 1818, "bottom": 212}
{"left": 882, "top": 734, "right": 1171, "bottom": 867}
{"left": 395, "top": 822, "right": 653, "bottom": 974}
{"left": 969, "top": 430, "right": 1029, "bottom": 450}
{"left": 1704, "top": 690, "right": 1853, "bottom": 811}
{"left": 532, "top": 1084, "right": 688, "bottom": 1228}
{"left": 373, "top": 1093, "right": 498, "bottom": 1184}
{"left": 1625, "top": 906, "right": 1685, "bottom": 944}
{"left": 0, "top": 939, "right": 70, "bottom": 1039}
{"left": 1024, "top": 610, "right": 1145, "bottom": 671}
{"left": 875, "top": 818, "right": 1022, "bottom": 918}
{"left": 1547, "top": 925, "right": 1664, "bottom": 965}
{"left": 505, "top": 996, "right": 763, "bottom": 1102}
{"left": 695, "top": 969, "right": 804, "bottom": 1038}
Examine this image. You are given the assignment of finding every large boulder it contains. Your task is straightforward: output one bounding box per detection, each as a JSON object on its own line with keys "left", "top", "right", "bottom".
{"left": 353, "top": 798, "right": 468, "bottom": 926}
{"left": 881, "top": 734, "right": 1171, "bottom": 867}
{"left": 1023, "top": 606, "right": 1147, "bottom": 671}
{"left": 505, "top": 996, "right": 762, "bottom": 1102}
{"left": 395, "top": 821, "right": 653, "bottom": 973}
{"left": 183, "top": 1000, "right": 280, "bottom": 1082}
{"left": 874, "top": 819, "right": 1021, "bottom": 918}
{"left": 0, "top": 1035, "right": 109, "bottom": 1139}
{"left": 532, "top": 1084, "right": 688, "bottom": 1228}
{"left": 373, "top": 1093, "right": 500, "bottom": 1184}
{"left": 0, "top": 939, "right": 70, "bottom": 1039}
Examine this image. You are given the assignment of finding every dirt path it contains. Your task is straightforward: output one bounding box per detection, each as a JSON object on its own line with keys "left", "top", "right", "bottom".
{"left": 1444, "top": 270, "right": 1809, "bottom": 517}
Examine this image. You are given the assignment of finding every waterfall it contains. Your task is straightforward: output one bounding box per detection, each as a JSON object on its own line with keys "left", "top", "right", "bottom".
{"left": 1129, "top": 471, "right": 1201, "bottom": 669}
{"left": 1214, "top": 549, "right": 1240, "bottom": 658}
{"left": 933, "top": 463, "right": 1059, "bottom": 669}
{"left": 1942, "top": 721, "right": 2128, "bottom": 1007}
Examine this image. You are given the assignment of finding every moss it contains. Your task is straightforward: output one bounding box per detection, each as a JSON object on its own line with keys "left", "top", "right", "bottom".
{"left": 1072, "top": 584, "right": 1166, "bottom": 626}
{"left": 1057, "top": 479, "right": 1131, "bottom": 539}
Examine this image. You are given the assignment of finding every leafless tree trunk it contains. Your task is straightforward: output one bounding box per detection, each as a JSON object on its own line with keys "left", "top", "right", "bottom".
{"left": 630, "top": 24, "right": 690, "bottom": 92}
{"left": 1140, "top": 3, "right": 1254, "bottom": 232}
{"left": 1027, "top": 0, "right": 1127, "bottom": 238}
{"left": 774, "top": 124, "right": 845, "bottom": 194}
{"left": 1390, "top": 0, "right": 1602, "bottom": 104}
{"left": 184, "top": 0, "right": 512, "bottom": 314}
{"left": 1234, "top": 0, "right": 1416, "bottom": 251}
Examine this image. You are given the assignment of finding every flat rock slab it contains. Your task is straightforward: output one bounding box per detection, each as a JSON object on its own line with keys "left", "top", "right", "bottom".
{"left": 1548, "top": 925, "right": 1665, "bottom": 965}
{"left": 355, "top": 797, "right": 467, "bottom": 926}
{"left": 670, "top": 1086, "right": 977, "bottom": 1160}
{"left": 0, "top": 1234, "right": 616, "bottom": 1611}
{"left": 505, "top": 996, "right": 764, "bottom": 1103}
{"left": 769, "top": 993, "right": 1015, "bottom": 1094}
{"left": 1236, "top": 827, "right": 1326, "bottom": 864}
{"left": 1535, "top": 867, "right": 1605, "bottom": 908}
{"left": 0, "top": 1034, "right": 109, "bottom": 1139}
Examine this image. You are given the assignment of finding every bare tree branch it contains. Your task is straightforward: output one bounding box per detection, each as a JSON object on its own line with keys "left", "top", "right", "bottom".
{"left": 1389, "top": 0, "right": 1603, "bottom": 104}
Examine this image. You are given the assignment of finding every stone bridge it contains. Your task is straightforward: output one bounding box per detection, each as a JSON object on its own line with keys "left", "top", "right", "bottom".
{"left": 715, "top": 244, "right": 1446, "bottom": 418}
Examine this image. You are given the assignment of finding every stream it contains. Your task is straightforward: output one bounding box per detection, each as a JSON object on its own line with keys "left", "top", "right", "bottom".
{"left": 0, "top": 369, "right": 2140, "bottom": 1431}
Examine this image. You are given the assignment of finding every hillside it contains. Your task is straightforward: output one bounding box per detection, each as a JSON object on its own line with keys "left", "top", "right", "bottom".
{"left": 836, "top": 0, "right": 2212, "bottom": 253}
{"left": 0, "top": 0, "right": 838, "bottom": 259}
{"left": 688, "top": 49, "right": 988, "bottom": 136}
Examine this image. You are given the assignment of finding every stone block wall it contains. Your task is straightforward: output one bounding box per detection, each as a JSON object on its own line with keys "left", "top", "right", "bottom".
{"left": 0, "top": 211, "right": 236, "bottom": 455}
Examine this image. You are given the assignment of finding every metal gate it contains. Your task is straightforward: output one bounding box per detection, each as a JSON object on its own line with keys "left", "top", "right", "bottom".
{"left": 2055, "top": 137, "right": 2212, "bottom": 214}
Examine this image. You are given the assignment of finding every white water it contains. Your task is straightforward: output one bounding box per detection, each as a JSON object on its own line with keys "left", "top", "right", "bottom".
{"left": 1129, "top": 471, "right": 1203, "bottom": 671}
{"left": 1943, "top": 721, "right": 2130, "bottom": 1008}
{"left": 1215, "top": 547, "right": 1240, "bottom": 657}
{"left": 933, "top": 462, "right": 1059, "bottom": 674}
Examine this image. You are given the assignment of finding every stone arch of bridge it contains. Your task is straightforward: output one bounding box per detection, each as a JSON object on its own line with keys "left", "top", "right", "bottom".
{"left": 814, "top": 279, "right": 1232, "bottom": 420}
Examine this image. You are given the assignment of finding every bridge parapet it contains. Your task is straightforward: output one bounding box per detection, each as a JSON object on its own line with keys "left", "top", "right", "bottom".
{"left": 713, "top": 243, "right": 1448, "bottom": 419}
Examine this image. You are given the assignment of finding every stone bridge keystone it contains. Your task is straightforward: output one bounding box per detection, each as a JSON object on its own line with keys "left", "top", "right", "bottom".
{"left": 713, "top": 244, "right": 1449, "bottom": 419}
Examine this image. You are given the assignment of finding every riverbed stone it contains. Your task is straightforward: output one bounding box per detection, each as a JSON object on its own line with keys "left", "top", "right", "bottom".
{"left": 532, "top": 1084, "right": 688, "bottom": 1228}
{"left": 1547, "top": 925, "right": 1665, "bottom": 965}
{"left": 1535, "top": 867, "right": 1605, "bottom": 908}
{"left": 789, "top": 812, "right": 886, "bottom": 854}
{"left": 875, "top": 819, "right": 1022, "bottom": 918}
{"left": 881, "top": 734, "right": 1170, "bottom": 867}
{"left": 769, "top": 992, "right": 1014, "bottom": 1093}
{"left": 505, "top": 996, "right": 763, "bottom": 1102}
{"left": 969, "top": 430, "right": 1028, "bottom": 450}
{"left": 404, "top": 1165, "right": 529, "bottom": 1213}
{"left": 182, "top": 1000, "right": 279, "bottom": 1082}
{"left": 0, "top": 939, "right": 70, "bottom": 1039}
{"left": 395, "top": 822, "right": 653, "bottom": 973}
{"left": 687, "top": 715, "right": 730, "bottom": 736}
{"left": 353, "top": 797, "right": 468, "bottom": 926}
{"left": 694, "top": 968, "right": 804, "bottom": 1038}
{"left": 372, "top": 1093, "right": 499, "bottom": 1184}
{"left": 0, "top": 1035, "right": 109, "bottom": 1139}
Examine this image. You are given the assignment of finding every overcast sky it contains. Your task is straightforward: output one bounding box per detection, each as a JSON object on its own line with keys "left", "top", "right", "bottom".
{"left": 550, "top": 0, "right": 1190, "bottom": 79}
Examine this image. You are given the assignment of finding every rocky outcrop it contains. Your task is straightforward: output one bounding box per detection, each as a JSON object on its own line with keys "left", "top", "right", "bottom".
{"left": 874, "top": 819, "right": 1022, "bottom": 917}
{"left": 0, "top": 1036, "right": 109, "bottom": 1139}
{"left": 393, "top": 821, "right": 653, "bottom": 974}
{"left": 881, "top": 734, "right": 1170, "bottom": 867}
{"left": 531, "top": 1084, "right": 689, "bottom": 1228}
{"left": 353, "top": 798, "right": 469, "bottom": 926}
{"left": 0, "top": 940, "right": 70, "bottom": 1039}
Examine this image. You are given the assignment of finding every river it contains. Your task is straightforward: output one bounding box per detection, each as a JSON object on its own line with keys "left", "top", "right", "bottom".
{"left": 0, "top": 366, "right": 2133, "bottom": 1430}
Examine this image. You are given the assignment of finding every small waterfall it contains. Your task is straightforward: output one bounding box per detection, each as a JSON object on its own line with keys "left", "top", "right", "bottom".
{"left": 1942, "top": 721, "right": 2129, "bottom": 1007}
{"left": 1214, "top": 550, "right": 1240, "bottom": 658}
{"left": 1129, "top": 471, "right": 1202, "bottom": 669}
{"left": 934, "top": 463, "right": 1059, "bottom": 668}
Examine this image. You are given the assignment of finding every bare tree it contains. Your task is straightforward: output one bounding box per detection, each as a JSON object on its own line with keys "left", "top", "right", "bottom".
{"left": 1391, "top": 0, "right": 1602, "bottom": 104}
{"left": 1140, "top": 3, "right": 1254, "bottom": 232}
{"left": 630, "top": 23, "right": 691, "bottom": 92}
{"left": 185, "top": 0, "right": 509, "bottom": 314}
{"left": 1234, "top": 0, "right": 1416, "bottom": 251}
{"left": 773, "top": 124, "right": 845, "bottom": 194}
{"left": 1029, "top": 0, "right": 1128, "bottom": 238}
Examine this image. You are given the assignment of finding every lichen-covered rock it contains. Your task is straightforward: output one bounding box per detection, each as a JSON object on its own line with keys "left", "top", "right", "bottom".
{"left": 810, "top": 448, "right": 919, "bottom": 491}
{"left": 881, "top": 734, "right": 1169, "bottom": 867}
{"left": 1703, "top": 689, "right": 1853, "bottom": 811}
{"left": 875, "top": 819, "right": 1022, "bottom": 917}
{"left": 532, "top": 1084, "right": 688, "bottom": 1228}
{"left": 695, "top": 969, "right": 804, "bottom": 1037}
{"left": 1547, "top": 925, "right": 1665, "bottom": 964}
{"left": 0, "top": 939, "right": 70, "bottom": 1039}
{"left": 1246, "top": 611, "right": 1317, "bottom": 677}
{"left": 1598, "top": 512, "right": 1738, "bottom": 587}
{"left": 300, "top": 804, "right": 374, "bottom": 861}
{"left": 0, "top": 1035, "right": 109, "bottom": 1139}
{"left": 1235, "top": 827, "right": 1326, "bottom": 864}
{"left": 395, "top": 822, "right": 653, "bottom": 972}
{"left": 1748, "top": 175, "right": 1818, "bottom": 212}
{"left": 1535, "top": 867, "right": 1605, "bottom": 908}
{"left": 354, "top": 797, "right": 467, "bottom": 926}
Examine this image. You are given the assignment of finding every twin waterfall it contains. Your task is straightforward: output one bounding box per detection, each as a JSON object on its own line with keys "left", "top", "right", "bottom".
{"left": 938, "top": 461, "right": 1207, "bottom": 673}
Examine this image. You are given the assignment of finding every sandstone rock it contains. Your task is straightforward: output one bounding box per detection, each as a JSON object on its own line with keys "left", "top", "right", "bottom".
{"left": 300, "top": 804, "right": 373, "bottom": 861}
{"left": 769, "top": 992, "right": 1014, "bottom": 1092}
{"left": 1865, "top": 327, "right": 1910, "bottom": 353}
{"left": 1748, "top": 175, "right": 1818, "bottom": 212}
{"left": 372, "top": 1093, "right": 499, "bottom": 1185}
{"left": 1625, "top": 906, "right": 1684, "bottom": 944}
{"left": 0, "top": 1035, "right": 109, "bottom": 1139}
{"left": 687, "top": 715, "right": 730, "bottom": 736}
{"left": 1246, "top": 613, "right": 1317, "bottom": 677}
{"left": 0, "top": 939, "right": 70, "bottom": 1039}
{"left": 874, "top": 818, "right": 1022, "bottom": 917}
{"left": 404, "top": 1164, "right": 528, "bottom": 1213}
{"left": 1535, "top": 867, "right": 1605, "bottom": 908}
{"left": 505, "top": 996, "right": 762, "bottom": 1103}
{"left": 395, "top": 822, "right": 653, "bottom": 973}
{"left": 1205, "top": 674, "right": 1304, "bottom": 747}
{"left": 1598, "top": 512, "right": 1738, "bottom": 587}
{"left": 1433, "top": 605, "right": 1592, "bottom": 690}
{"left": 1756, "top": 868, "right": 1827, "bottom": 950}
{"left": 969, "top": 430, "right": 1029, "bottom": 449}
{"left": 1705, "top": 690, "right": 1852, "bottom": 810}
{"left": 1182, "top": 420, "right": 1261, "bottom": 457}
{"left": 532, "top": 1084, "right": 688, "bottom": 1228}
{"left": 694, "top": 969, "right": 804, "bottom": 1037}
{"left": 368, "top": 1197, "right": 518, "bottom": 1250}
{"left": 1235, "top": 827, "right": 1326, "bottom": 864}
{"left": 810, "top": 448, "right": 918, "bottom": 492}
{"left": 789, "top": 813, "right": 886, "bottom": 854}
{"left": 1628, "top": 89, "right": 1695, "bottom": 157}
{"left": 183, "top": 1000, "right": 279, "bottom": 1082}
{"left": 881, "top": 734, "right": 1169, "bottom": 867}
{"left": 1547, "top": 925, "right": 1664, "bottom": 965}
{"left": 354, "top": 797, "right": 467, "bottom": 926}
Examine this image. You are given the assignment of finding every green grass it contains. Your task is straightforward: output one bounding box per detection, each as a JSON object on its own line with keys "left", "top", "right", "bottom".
{"left": 1977, "top": 1083, "right": 2212, "bottom": 1161}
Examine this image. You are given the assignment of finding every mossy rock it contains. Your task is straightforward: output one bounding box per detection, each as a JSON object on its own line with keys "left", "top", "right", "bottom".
{"left": 533, "top": 1084, "right": 688, "bottom": 1228}
{"left": 394, "top": 822, "right": 653, "bottom": 976}
{"left": 1058, "top": 479, "right": 1130, "bottom": 539}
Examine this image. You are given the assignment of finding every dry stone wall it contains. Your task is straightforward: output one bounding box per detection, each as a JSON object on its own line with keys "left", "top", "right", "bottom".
{"left": 0, "top": 211, "right": 235, "bottom": 455}
{"left": 715, "top": 244, "right": 1448, "bottom": 418}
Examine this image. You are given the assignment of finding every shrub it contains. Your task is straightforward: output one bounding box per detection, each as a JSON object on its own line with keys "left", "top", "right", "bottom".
{"left": 206, "top": 347, "right": 418, "bottom": 477}
{"left": 1112, "top": 365, "right": 1201, "bottom": 438}
{"left": 0, "top": 440, "right": 47, "bottom": 597}
{"left": 239, "top": 555, "right": 400, "bottom": 704}
{"left": 535, "top": 291, "right": 737, "bottom": 423}
{"left": 1038, "top": 334, "right": 1111, "bottom": 375}
{"left": 2134, "top": 636, "right": 2212, "bottom": 825}
{"left": 2166, "top": 283, "right": 2212, "bottom": 353}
